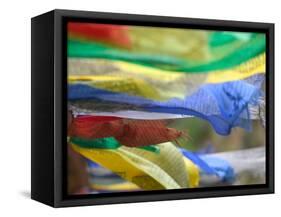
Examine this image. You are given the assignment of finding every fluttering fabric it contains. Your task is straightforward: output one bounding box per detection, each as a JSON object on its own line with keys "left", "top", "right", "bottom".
{"left": 180, "top": 148, "right": 235, "bottom": 182}
{"left": 70, "top": 136, "right": 233, "bottom": 191}
{"left": 68, "top": 74, "right": 264, "bottom": 135}
{"left": 68, "top": 23, "right": 265, "bottom": 73}
{"left": 71, "top": 141, "right": 195, "bottom": 189}
{"left": 68, "top": 53, "right": 265, "bottom": 100}
{"left": 199, "top": 155, "right": 235, "bottom": 182}
{"left": 69, "top": 117, "right": 188, "bottom": 147}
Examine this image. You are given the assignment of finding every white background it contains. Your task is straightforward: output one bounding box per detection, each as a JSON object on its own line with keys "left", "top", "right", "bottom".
{"left": 0, "top": 0, "right": 279, "bottom": 215}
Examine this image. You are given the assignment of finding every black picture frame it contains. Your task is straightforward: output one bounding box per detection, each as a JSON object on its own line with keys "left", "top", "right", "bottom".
{"left": 31, "top": 9, "right": 274, "bottom": 207}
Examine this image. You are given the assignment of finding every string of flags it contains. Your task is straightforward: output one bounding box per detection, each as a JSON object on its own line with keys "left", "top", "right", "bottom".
{"left": 67, "top": 22, "right": 266, "bottom": 192}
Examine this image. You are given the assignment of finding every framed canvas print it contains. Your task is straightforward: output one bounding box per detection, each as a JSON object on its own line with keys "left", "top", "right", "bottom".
{"left": 31, "top": 9, "right": 274, "bottom": 207}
